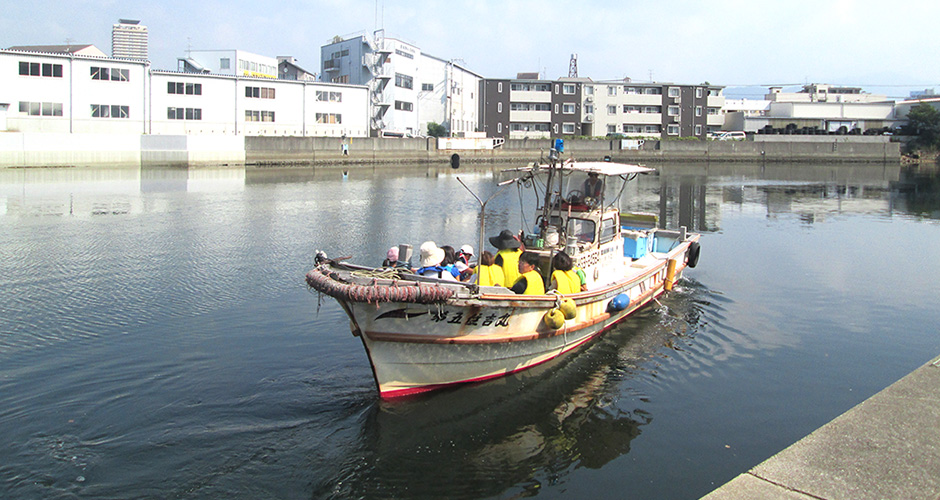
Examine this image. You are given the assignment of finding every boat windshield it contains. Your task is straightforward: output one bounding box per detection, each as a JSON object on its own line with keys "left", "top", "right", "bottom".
{"left": 567, "top": 217, "right": 595, "bottom": 243}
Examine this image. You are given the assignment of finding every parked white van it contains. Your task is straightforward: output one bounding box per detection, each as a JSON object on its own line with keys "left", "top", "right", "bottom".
{"left": 718, "top": 131, "right": 747, "bottom": 141}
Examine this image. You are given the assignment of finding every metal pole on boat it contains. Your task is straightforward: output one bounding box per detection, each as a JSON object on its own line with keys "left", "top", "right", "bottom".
{"left": 456, "top": 177, "right": 513, "bottom": 274}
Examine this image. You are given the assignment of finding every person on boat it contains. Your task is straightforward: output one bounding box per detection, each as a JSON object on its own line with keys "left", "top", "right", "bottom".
{"left": 549, "top": 251, "right": 580, "bottom": 295}
{"left": 472, "top": 250, "right": 504, "bottom": 287}
{"left": 574, "top": 266, "right": 588, "bottom": 291}
{"left": 583, "top": 172, "right": 604, "bottom": 201}
{"left": 511, "top": 251, "right": 545, "bottom": 295}
{"left": 455, "top": 244, "right": 474, "bottom": 280}
{"left": 490, "top": 229, "right": 523, "bottom": 286}
{"left": 381, "top": 246, "right": 401, "bottom": 268}
{"left": 415, "top": 241, "right": 459, "bottom": 281}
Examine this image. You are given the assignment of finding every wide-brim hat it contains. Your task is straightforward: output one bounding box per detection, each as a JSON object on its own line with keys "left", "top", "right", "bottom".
{"left": 489, "top": 230, "right": 521, "bottom": 250}
{"left": 419, "top": 241, "right": 445, "bottom": 268}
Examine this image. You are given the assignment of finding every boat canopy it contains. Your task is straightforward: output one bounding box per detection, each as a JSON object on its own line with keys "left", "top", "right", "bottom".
{"left": 508, "top": 161, "right": 655, "bottom": 177}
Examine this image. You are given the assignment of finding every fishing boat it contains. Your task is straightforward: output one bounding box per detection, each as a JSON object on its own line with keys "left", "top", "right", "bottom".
{"left": 305, "top": 155, "right": 701, "bottom": 399}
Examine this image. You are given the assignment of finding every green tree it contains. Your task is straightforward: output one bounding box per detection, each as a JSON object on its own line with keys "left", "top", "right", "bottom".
{"left": 905, "top": 104, "right": 940, "bottom": 150}
{"left": 426, "top": 121, "right": 447, "bottom": 137}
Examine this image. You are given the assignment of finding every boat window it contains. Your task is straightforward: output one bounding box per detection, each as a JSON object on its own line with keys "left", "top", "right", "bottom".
{"left": 567, "top": 218, "right": 595, "bottom": 243}
{"left": 600, "top": 217, "right": 617, "bottom": 244}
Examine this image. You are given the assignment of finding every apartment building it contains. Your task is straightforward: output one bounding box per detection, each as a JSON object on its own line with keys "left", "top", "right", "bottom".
{"left": 1, "top": 48, "right": 369, "bottom": 137}
{"left": 590, "top": 81, "right": 725, "bottom": 139}
{"left": 320, "top": 33, "right": 481, "bottom": 137}
{"left": 478, "top": 75, "right": 585, "bottom": 139}
{"left": 480, "top": 77, "right": 724, "bottom": 140}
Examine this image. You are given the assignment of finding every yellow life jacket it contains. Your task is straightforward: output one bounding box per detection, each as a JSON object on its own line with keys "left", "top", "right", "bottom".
{"left": 476, "top": 264, "right": 504, "bottom": 287}
{"left": 515, "top": 269, "right": 545, "bottom": 295}
{"left": 551, "top": 269, "right": 580, "bottom": 295}
{"left": 497, "top": 248, "right": 522, "bottom": 286}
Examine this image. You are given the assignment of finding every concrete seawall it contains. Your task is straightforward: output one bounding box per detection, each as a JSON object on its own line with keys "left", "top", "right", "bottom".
{"left": 245, "top": 136, "right": 900, "bottom": 166}
{"left": 0, "top": 133, "right": 901, "bottom": 168}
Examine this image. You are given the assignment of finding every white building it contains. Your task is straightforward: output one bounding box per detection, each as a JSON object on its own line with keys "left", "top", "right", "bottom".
{"left": 320, "top": 32, "right": 481, "bottom": 137}
{"left": 112, "top": 19, "right": 148, "bottom": 60}
{"left": 724, "top": 85, "right": 898, "bottom": 133}
{"left": 179, "top": 49, "right": 279, "bottom": 79}
{"left": 1, "top": 48, "right": 369, "bottom": 137}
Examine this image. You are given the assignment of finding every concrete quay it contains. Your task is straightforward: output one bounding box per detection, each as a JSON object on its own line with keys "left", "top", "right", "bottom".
{"left": 702, "top": 356, "right": 940, "bottom": 500}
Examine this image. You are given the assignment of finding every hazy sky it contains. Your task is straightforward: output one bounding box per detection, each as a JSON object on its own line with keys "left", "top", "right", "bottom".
{"left": 3, "top": 0, "right": 937, "bottom": 98}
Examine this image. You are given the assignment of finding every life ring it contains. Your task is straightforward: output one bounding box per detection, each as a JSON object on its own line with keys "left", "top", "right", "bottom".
{"left": 686, "top": 241, "right": 701, "bottom": 268}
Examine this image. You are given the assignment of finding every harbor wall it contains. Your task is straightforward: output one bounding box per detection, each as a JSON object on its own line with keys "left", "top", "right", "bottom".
{"left": 0, "top": 133, "right": 902, "bottom": 168}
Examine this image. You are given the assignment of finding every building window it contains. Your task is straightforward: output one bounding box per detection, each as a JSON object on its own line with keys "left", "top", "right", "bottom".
{"left": 168, "top": 82, "right": 202, "bottom": 95}
{"left": 497, "top": 82, "right": 503, "bottom": 92}
{"left": 645, "top": 87, "right": 661, "bottom": 95}
{"left": 607, "top": 105, "right": 617, "bottom": 115}
{"left": 643, "top": 106, "right": 661, "bottom": 114}
{"left": 422, "top": 83, "right": 434, "bottom": 91}
{"left": 696, "top": 88, "right": 703, "bottom": 98}
{"left": 668, "top": 106, "right": 680, "bottom": 116}
{"left": 554, "top": 104, "right": 559, "bottom": 114}
{"left": 220, "top": 58, "right": 230, "bottom": 69}
{"left": 707, "top": 107, "right": 720, "bottom": 115}
{"left": 607, "top": 124, "right": 617, "bottom": 134}
{"left": 668, "top": 87, "right": 680, "bottom": 97}
{"left": 316, "top": 91, "right": 342, "bottom": 102}
{"left": 332, "top": 75, "right": 349, "bottom": 84}
{"left": 563, "top": 84, "right": 576, "bottom": 95}
{"left": 510, "top": 103, "right": 550, "bottom": 111}
{"left": 696, "top": 106, "right": 702, "bottom": 117}
{"left": 497, "top": 122, "right": 502, "bottom": 133}
{"left": 562, "top": 103, "right": 575, "bottom": 114}
{"left": 562, "top": 122, "right": 575, "bottom": 134}
{"left": 394, "top": 100, "right": 413, "bottom": 111}
{"left": 695, "top": 124, "right": 703, "bottom": 135}
{"left": 497, "top": 102, "right": 502, "bottom": 112}
{"left": 607, "top": 86, "right": 617, "bottom": 96}
{"left": 91, "top": 104, "right": 129, "bottom": 118}
{"left": 246, "top": 87, "right": 275, "bottom": 99}
{"left": 395, "top": 73, "right": 413, "bottom": 89}
{"left": 167, "top": 107, "right": 202, "bottom": 120}
{"left": 315, "top": 113, "right": 342, "bottom": 124}
{"left": 394, "top": 49, "right": 414, "bottom": 59}
{"left": 554, "top": 84, "right": 559, "bottom": 94}
{"left": 245, "top": 110, "right": 275, "bottom": 122}
{"left": 645, "top": 125, "right": 661, "bottom": 133}
{"left": 510, "top": 83, "right": 551, "bottom": 91}
{"left": 624, "top": 87, "right": 636, "bottom": 94}
{"left": 667, "top": 124, "right": 679, "bottom": 135}
{"left": 584, "top": 104, "right": 593, "bottom": 114}
{"left": 19, "top": 101, "right": 63, "bottom": 116}
{"left": 91, "top": 67, "right": 129, "bottom": 81}
{"left": 19, "top": 61, "right": 63, "bottom": 78}
{"left": 553, "top": 123, "right": 558, "bottom": 134}
{"left": 584, "top": 85, "right": 593, "bottom": 95}
{"left": 623, "top": 105, "right": 637, "bottom": 113}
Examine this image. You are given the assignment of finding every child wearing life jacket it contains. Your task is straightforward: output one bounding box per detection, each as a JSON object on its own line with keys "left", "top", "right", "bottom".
{"left": 473, "top": 250, "right": 504, "bottom": 287}
{"left": 550, "top": 251, "right": 580, "bottom": 294}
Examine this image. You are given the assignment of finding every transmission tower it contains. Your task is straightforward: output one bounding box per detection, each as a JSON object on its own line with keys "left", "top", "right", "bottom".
{"left": 568, "top": 54, "right": 578, "bottom": 78}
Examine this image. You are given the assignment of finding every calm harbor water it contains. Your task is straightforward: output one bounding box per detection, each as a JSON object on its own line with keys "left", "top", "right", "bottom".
{"left": 1, "top": 162, "right": 939, "bottom": 499}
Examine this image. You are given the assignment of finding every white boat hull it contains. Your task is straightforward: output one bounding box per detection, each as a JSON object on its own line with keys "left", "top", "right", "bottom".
{"left": 335, "top": 240, "right": 694, "bottom": 398}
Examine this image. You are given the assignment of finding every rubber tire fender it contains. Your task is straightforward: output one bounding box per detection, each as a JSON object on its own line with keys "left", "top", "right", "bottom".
{"left": 686, "top": 241, "right": 701, "bottom": 268}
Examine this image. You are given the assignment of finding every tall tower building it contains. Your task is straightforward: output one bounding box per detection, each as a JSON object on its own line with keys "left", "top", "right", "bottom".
{"left": 112, "top": 19, "right": 148, "bottom": 60}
